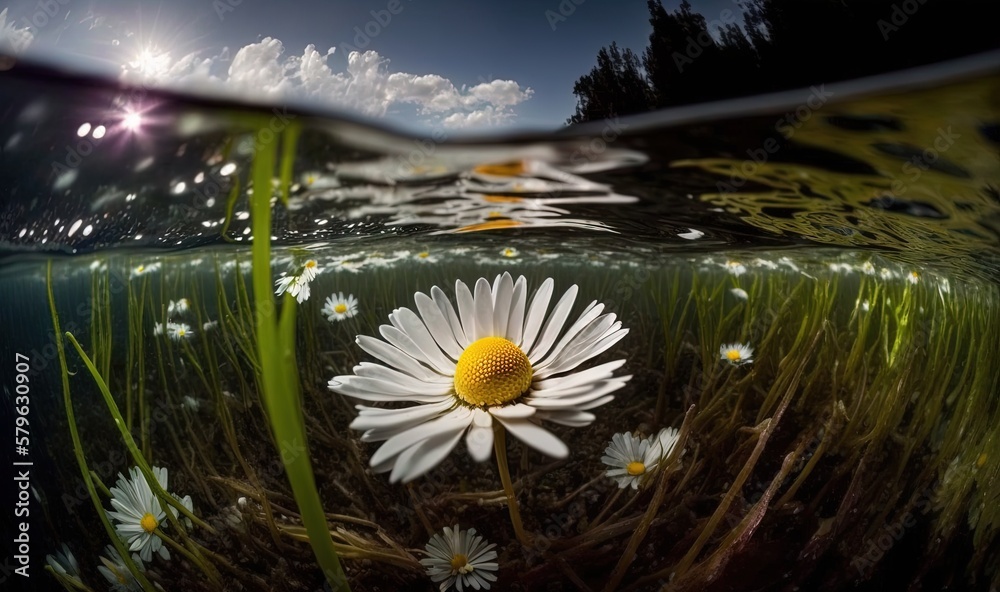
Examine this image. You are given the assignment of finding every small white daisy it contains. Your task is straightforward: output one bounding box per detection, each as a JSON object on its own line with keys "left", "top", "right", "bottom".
{"left": 300, "top": 259, "right": 320, "bottom": 282}
{"left": 130, "top": 262, "right": 161, "bottom": 279}
{"left": 330, "top": 272, "right": 631, "bottom": 483}
{"left": 322, "top": 293, "right": 359, "bottom": 321}
{"left": 167, "top": 298, "right": 190, "bottom": 316}
{"left": 729, "top": 288, "right": 748, "bottom": 301}
{"left": 602, "top": 427, "right": 680, "bottom": 490}
{"left": 721, "top": 260, "right": 746, "bottom": 276}
{"left": 202, "top": 320, "right": 218, "bottom": 331}
{"left": 858, "top": 261, "right": 876, "bottom": 275}
{"left": 602, "top": 432, "right": 654, "bottom": 490}
{"left": 907, "top": 271, "right": 920, "bottom": 284}
{"left": 415, "top": 250, "right": 440, "bottom": 263}
{"left": 152, "top": 322, "right": 165, "bottom": 336}
{"left": 275, "top": 273, "right": 312, "bottom": 303}
{"left": 499, "top": 247, "right": 518, "bottom": 258}
{"left": 166, "top": 323, "right": 193, "bottom": 341}
{"left": 420, "top": 525, "right": 499, "bottom": 592}
{"left": 106, "top": 466, "right": 170, "bottom": 562}
{"left": 97, "top": 544, "right": 143, "bottom": 592}
{"left": 45, "top": 543, "right": 81, "bottom": 583}
{"left": 720, "top": 342, "right": 754, "bottom": 366}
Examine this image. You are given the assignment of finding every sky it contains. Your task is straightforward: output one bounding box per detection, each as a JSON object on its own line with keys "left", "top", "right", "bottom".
{"left": 0, "top": 0, "right": 742, "bottom": 133}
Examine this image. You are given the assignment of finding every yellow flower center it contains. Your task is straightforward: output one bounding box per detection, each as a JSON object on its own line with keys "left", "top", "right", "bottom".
{"left": 418, "top": 251, "right": 430, "bottom": 258}
{"left": 450, "top": 553, "right": 469, "bottom": 572}
{"left": 726, "top": 349, "right": 742, "bottom": 362}
{"left": 334, "top": 303, "right": 347, "bottom": 314}
{"left": 305, "top": 260, "right": 317, "bottom": 270}
{"left": 140, "top": 512, "right": 158, "bottom": 533}
{"left": 177, "top": 329, "right": 186, "bottom": 337}
{"left": 626, "top": 461, "right": 646, "bottom": 476}
{"left": 454, "top": 337, "right": 532, "bottom": 407}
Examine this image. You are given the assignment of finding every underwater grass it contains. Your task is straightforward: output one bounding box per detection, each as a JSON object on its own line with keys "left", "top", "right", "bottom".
{"left": 249, "top": 121, "right": 350, "bottom": 591}
{"left": 47, "top": 262, "right": 156, "bottom": 592}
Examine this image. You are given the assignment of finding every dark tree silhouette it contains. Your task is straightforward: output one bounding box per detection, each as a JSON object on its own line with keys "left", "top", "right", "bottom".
{"left": 568, "top": 0, "right": 1000, "bottom": 124}
{"left": 567, "top": 42, "right": 653, "bottom": 125}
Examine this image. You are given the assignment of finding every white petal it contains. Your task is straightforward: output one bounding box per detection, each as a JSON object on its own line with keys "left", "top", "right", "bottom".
{"left": 473, "top": 277, "right": 494, "bottom": 341}
{"left": 488, "top": 403, "right": 536, "bottom": 419}
{"left": 354, "top": 362, "right": 453, "bottom": 393}
{"left": 432, "top": 285, "right": 469, "bottom": 348}
{"left": 331, "top": 375, "right": 450, "bottom": 402}
{"left": 492, "top": 272, "right": 514, "bottom": 338}
{"left": 531, "top": 359, "right": 626, "bottom": 392}
{"left": 369, "top": 408, "right": 472, "bottom": 469}
{"left": 455, "top": 279, "right": 476, "bottom": 345}
{"left": 414, "top": 292, "right": 464, "bottom": 360}
{"left": 538, "top": 410, "right": 596, "bottom": 427}
{"left": 392, "top": 308, "right": 456, "bottom": 374}
{"left": 356, "top": 335, "right": 447, "bottom": 382}
{"left": 380, "top": 325, "right": 453, "bottom": 376}
{"left": 493, "top": 416, "right": 569, "bottom": 458}
{"left": 519, "top": 278, "right": 553, "bottom": 352}
{"left": 465, "top": 409, "right": 494, "bottom": 462}
{"left": 505, "top": 276, "right": 528, "bottom": 346}
{"left": 528, "top": 284, "right": 577, "bottom": 362}
{"left": 391, "top": 428, "right": 465, "bottom": 483}
{"left": 350, "top": 399, "right": 454, "bottom": 431}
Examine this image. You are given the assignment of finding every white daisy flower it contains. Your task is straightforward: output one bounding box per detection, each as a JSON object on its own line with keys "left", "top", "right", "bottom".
{"left": 329, "top": 272, "right": 631, "bottom": 483}
{"left": 720, "top": 342, "right": 754, "bottom": 366}
{"left": 729, "top": 288, "right": 748, "bottom": 301}
{"left": 602, "top": 432, "right": 654, "bottom": 490}
{"left": 130, "top": 262, "right": 161, "bottom": 279}
{"left": 602, "top": 428, "right": 679, "bottom": 490}
{"left": 415, "top": 250, "right": 440, "bottom": 263}
{"left": 858, "top": 261, "right": 876, "bottom": 275}
{"left": 106, "top": 466, "right": 170, "bottom": 562}
{"left": 275, "top": 273, "right": 312, "bottom": 303}
{"left": 420, "top": 525, "right": 499, "bottom": 592}
{"left": 45, "top": 543, "right": 81, "bottom": 583}
{"left": 300, "top": 259, "right": 320, "bottom": 282}
{"left": 167, "top": 298, "right": 190, "bottom": 315}
{"left": 907, "top": 270, "right": 920, "bottom": 284}
{"left": 721, "top": 260, "right": 746, "bottom": 276}
{"left": 97, "top": 544, "right": 143, "bottom": 592}
{"left": 153, "top": 322, "right": 165, "bottom": 336}
{"left": 202, "top": 320, "right": 218, "bottom": 331}
{"left": 323, "top": 293, "right": 359, "bottom": 321}
{"left": 166, "top": 322, "right": 193, "bottom": 341}
{"left": 499, "top": 247, "right": 519, "bottom": 258}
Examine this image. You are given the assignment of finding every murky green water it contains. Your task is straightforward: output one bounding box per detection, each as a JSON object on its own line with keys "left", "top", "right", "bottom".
{"left": 2, "top": 54, "right": 999, "bottom": 592}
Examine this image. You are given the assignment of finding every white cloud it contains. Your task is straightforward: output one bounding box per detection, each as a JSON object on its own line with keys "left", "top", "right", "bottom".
{"left": 118, "top": 37, "right": 533, "bottom": 130}
{"left": 0, "top": 9, "right": 34, "bottom": 54}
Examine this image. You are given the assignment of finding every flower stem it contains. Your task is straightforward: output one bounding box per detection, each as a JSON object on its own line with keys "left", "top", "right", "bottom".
{"left": 493, "top": 423, "right": 532, "bottom": 547}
